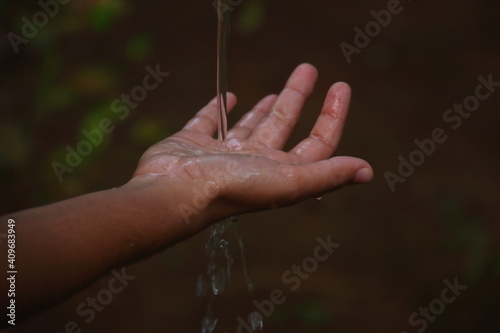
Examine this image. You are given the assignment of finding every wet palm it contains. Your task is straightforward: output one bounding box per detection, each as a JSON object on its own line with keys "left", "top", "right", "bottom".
{"left": 133, "top": 64, "right": 373, "bottom": 216}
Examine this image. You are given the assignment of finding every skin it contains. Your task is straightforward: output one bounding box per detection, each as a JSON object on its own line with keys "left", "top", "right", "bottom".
{"left": 0, "top": 63, "right": 372, "bottom": 324}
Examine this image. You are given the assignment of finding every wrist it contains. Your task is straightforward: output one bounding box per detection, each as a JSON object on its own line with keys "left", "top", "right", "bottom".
{"left": 121, "top": 174, "right": 217, "bottom": 253}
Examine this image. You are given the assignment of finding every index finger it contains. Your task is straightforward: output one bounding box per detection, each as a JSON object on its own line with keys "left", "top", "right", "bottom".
{"left": 183, "top": 93, "right": 237, "bottom": 136}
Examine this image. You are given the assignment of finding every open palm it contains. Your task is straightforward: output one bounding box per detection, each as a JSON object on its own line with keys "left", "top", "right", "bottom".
{"left": 133, "top": 64, "right": 372, "bottom": 219}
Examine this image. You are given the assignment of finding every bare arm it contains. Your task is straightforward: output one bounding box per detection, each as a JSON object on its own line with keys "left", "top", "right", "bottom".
{"left": 0, "top": 64, "right": 373, "bottom": 324}
{"left": 0, "top": 178, "right": 186, "bottom": 319}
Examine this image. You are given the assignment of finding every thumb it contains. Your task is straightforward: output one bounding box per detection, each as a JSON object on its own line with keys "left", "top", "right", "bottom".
{"left": 279, "top": 156, "right": 373, "bottom": 203}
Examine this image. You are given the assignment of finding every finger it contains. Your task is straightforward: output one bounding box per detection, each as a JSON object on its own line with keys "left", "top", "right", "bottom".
{"left": 278, "top": 156, "right": 373, "bottom": 204}
{"left": 183, "top": 93, "right": 237, "bottom": 136}
{"left": 290, "top": 82, "right": 351, "bottom": 163}
{"left": 227, "top": 94, "right": 278, "bottom": 140}
{"left": 250, "top": 63, "right": 318, "bottom": 149}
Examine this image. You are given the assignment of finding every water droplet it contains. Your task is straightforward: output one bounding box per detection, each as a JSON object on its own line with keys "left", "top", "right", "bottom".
{"left": 315, "top": 196, "right": 323, "bottom": 201}
{"left": 196, "top": 275, "right": 208, "bottom": 297}
{"left": 249, "top": 312, "right": 263, "bottom": 331}
{"left": 200, "top": 218, "right": 255, "bottom": 330}
{"left": 211, "top": 268, "right": 229, "bottom": 295}
{"left": 201, "top": 313, "right": 218, "bottom": 333}
{"left": 225, "top": 252, "right": 234, "bottom": 275}
{"left": 207, "top": 262, "right": 216, "bottom": 276}
{"left": 234, "top": 225, "right": 255, "bottom": 292}
{"left": 205, "top": 235, "right": 217, "bottom": 254}
{"left": 219, "top": 239, "right": 229, "bottom": 249}
{"left": 246, "top": 277, "right": 255, "bottom": 293}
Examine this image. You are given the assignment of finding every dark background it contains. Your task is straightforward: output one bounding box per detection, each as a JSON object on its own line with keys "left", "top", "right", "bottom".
{"left": 1, "top": 0, "right": 499, "bottom": 332}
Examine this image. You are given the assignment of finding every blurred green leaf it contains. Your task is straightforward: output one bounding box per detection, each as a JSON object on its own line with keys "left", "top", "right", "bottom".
{"left": 237, "top": 0, "right": 266, "bottom": 34}
{"left": 72, "top": 65, "right": 117, "bottom": 94}
{"left": 461, "top": 221, "right": 488, "bottom": 282}
{"left": 436, "top": 191, "right": 491, "bottom": 283}
{"left": 42, "top": 85, "right": 76, "bottom": 110}
{"left": 35, "top": 53, "right": 61, "bottom": 111}
{"left": 0, "top": 122, "right": 30, "bottom": 167}
{"left": 77, "top": 104, "right": 114, "bottom": 157}
{"left": 88, "top": 0, "right": 124, "bottom": 32}
{"left": 129, "top": 117, "right": 169, "bottom": 146}
{"left": 268, "top": 304, "right": 287, "bottom": 324}
{"left": 436, "top": 190, "right": 467, "bottom": 225}
{"left": 0, "top": 0, "right": 5, "bottom": 11}
{"left": 80, "top": 105, "right": 111, "bottom": 131}
{"left": 449, "top": 225, "right": 480, "bottom": 249}
{"left": 126, "top": 33, "right": 154, "bottom": 62}
{"left": 297, "top": 300, "right": 330, "bottom": 328}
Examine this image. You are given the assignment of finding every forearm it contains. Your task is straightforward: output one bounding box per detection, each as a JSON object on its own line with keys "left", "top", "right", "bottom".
{"left": 0, "top": 175, "right": 199, "bottom": 320}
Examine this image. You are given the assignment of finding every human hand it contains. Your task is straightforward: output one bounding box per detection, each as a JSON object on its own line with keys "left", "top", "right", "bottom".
{"left": 0, "top": 64, "right": 372, "bottom": 321}
{"left": 130, "top": 63, "right": 372, "bottom": 228}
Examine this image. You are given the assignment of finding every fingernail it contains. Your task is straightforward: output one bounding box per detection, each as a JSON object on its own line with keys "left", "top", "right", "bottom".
{"left": 354, "top": 168, "right": 373, "bottom": 184}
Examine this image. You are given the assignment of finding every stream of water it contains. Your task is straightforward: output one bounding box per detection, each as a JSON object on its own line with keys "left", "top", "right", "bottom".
{"left": 199, "top": 1, "right": 260, "bottom": 332}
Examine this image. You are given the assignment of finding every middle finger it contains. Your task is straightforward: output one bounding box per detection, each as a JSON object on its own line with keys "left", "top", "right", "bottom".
{"left": 249, "top": 63, "right": 318, "bottom": 149}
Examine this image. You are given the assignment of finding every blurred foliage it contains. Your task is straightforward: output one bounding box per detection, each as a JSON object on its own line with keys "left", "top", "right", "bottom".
{"left": 129, "top": 117, "right": 170, "bottom": 147}
{"left": 2, "top": 0, "right": 160, "bottom": 204}
{"left": 88, "top": 0, "right": 125, "bottom": 32}
{"left": 2, "top": 1, "right": 498, "bottom": 331}
{"left": 38, "top": 83, "right": 76, "bottom": 111}
{"left": 0, "top": 121, "right": 30, "bottom": 168}
{"left": 126, "top": 33, "right": 154, "bottom": 62}
{"left": 436, "top": 191, "right": 492, "bottom": 283}
{"left": 268, "top": 304, "right": 287, "bottom": 324}
{"left": 267, "top": 299, "right": 331, "bottom": 331}
{"left": 237, "top": 0, "right": 266, "bottom": 34}
{"left": 72, "top": 64, "right": 118, "bottom": 94}
{"left": 297, "top": 300, "right": 331, "bottom": 330}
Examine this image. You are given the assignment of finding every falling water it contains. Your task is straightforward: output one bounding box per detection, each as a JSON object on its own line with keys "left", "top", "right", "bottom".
{"left": 199, "top": 1, "right": 259, "bottom": 332}
{"left": 216, "top": 0, "right": 229, "bottom": 141}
